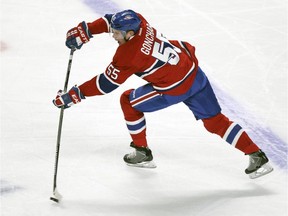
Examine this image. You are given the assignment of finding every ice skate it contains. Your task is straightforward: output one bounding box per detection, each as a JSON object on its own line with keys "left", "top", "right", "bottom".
{"left": 124, "top": 142, "right": 157, "bottom": 168}
{"left": 245, "top": 150, "right": 273, "bottom": 179}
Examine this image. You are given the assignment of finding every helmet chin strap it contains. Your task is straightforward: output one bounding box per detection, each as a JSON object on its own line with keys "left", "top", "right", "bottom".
{"left": 121, "top": 31, "right": 131, "bottom": 42}
{"left": 122, "top": 31, "right": 135, "bottom": 41}
{"left": 120, "top": 30, "right": 127, "bottom": 39}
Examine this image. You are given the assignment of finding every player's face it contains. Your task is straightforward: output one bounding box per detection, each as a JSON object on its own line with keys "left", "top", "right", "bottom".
{"left": 111, "top": 29, "right": 126, "bottom": 45}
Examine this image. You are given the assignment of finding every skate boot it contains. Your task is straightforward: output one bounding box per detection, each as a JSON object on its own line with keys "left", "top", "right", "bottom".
{"left": 245, "top": 150, "right": 273, "bottom": 179}
{"left": 123, "top": 142, "right": 157, "bottom": 168}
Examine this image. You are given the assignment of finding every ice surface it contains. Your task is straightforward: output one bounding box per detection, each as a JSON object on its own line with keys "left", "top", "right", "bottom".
{"left": 1, "top": 0, "right": 287, "bottom": 216}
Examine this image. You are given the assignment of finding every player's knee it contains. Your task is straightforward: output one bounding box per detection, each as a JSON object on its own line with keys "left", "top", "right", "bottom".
{"left": 202, "top": 113, "right": 231, "bottom": 135}
{"left": 120, "top": 89, "right": 134, "bottom": 108}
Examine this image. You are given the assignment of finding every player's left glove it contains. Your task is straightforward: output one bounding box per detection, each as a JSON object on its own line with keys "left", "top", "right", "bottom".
{"left": 53, "top": 86, "right": 85, "bottom": 109}
{"left": 65, "top": 21, "right": 93, "bottom": 49}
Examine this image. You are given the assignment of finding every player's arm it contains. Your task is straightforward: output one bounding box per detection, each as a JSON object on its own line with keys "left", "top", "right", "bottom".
{"left": 79, "top": 72, "right": 120, "bottom": 96}
{"left": 79, "top": 61, "right": 130, "bottom": 96}
{"left": 87, "top": 14, "right": 113, "bottom": 34}
{"left": 52, "top": 72, "right": 117, "bottom": 109}
{"left": 52, "top": 62, "right": 131, "bottom": 108}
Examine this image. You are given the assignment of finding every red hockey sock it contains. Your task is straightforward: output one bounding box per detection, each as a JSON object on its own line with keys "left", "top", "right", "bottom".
{"left": 202, "top": 113, "right": 259, "bottom": 154}
{"left": 120, "top": 89, "right": 148, "bottom": 147}
{"left": 234, "top": 132, "right": 260, "bottom": 154}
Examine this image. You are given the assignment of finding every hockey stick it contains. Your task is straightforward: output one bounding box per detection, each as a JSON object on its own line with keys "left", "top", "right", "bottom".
{"left": 50, "top": 47, "right": 76, "bottom": 203}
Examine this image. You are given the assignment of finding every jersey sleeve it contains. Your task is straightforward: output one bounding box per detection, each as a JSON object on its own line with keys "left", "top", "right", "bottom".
{"left": 78, "top": 71, "right": 121, "bottom": 96}
{"left": 87, "top": 14, "right": 113, "bottom": 34}
{"left": 78, "top": 61, "right": 133, "bottom": 97}
{"left": 78, "top": 76, "right": 103, "bottom": 96}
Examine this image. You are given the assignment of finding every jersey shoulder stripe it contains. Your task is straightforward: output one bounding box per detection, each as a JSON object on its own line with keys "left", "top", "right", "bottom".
{"left": 135, "top": 59, "right": 166, "bottom": 78}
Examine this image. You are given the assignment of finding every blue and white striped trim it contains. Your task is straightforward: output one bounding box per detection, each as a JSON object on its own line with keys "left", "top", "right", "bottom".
{"left": 103, "top": 14, "right": 112, "bottom": 32}
{"left": 136, "top": 59, "right": 165, "bottom": 78}
{"left": 223, "top": 123, "right": 244, "bottom": 147}
{"left": 96, "top": 73, "right": 120, "bottom": 94}
{"left": 126, "top": 116, "right": 146, "bottom": 135}
{"left": 130, "top": 90, "right": 160, "bottom": 108}
{"left": 178, "top": 41, "right": 191, "bottom": 58}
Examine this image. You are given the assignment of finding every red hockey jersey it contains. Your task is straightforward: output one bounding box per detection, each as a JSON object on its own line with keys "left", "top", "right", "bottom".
{"left": 79, "top": 13, "right": 199, "bottom": 96}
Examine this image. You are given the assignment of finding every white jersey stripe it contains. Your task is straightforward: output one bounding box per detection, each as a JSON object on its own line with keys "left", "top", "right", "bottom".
{"left": 126, "top": 116, "right": 145, "bottom": 125}
{"left": 130, "top": 91, "right": 158, "bottom": 104}
{"left": 152, "top": 62, "right": 195, "bottom": 91}
{"left": 96, "top": 75, "right": 107, "bottom": 95}
{"left": 179, "top": 41, "right": 191, "bottom": 57}
{"left": 132, "top": 93, "right": 159, "bottom": 107}
{"left": 102, "top": 16, "right": 110, "bottom": 32}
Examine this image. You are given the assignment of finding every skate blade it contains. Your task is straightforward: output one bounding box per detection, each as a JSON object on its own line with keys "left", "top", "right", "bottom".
{"left": 126, "top": 160, "right": 157, "bottom": 169}
{"left": 249, "top": 163, "right": 273, "bottom": 179}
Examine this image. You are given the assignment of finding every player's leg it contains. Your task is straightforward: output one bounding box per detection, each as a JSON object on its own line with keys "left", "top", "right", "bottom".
{"left": 120, "top": 82, "right": 195, "bottom": 145}
{"left": 202, "top": 113, "right": 273, "bottom": 178}
{"left": 183, "top": 68, "right": 259, "bottom": 153}
{"left": 120, "top": 88, "right": 148, "bottom": 148}
{"left": 202, "top": 113, "right": 260, "bottom": 154}
{"left": 120, "top": 83, "right": 190, "bottom": 168}
{"left": 120, "top": 85, "right": 163, "bottom": 168}
{"left": 183, "top": 67, "right": 273, "bottom": 178}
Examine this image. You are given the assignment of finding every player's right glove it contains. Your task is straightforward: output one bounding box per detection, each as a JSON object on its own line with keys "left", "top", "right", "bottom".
{"left": 65, "top": 21, "right": 93, "bottom": 49}
{"left": 53, "top": 86, "right": 85, "bottom": 109}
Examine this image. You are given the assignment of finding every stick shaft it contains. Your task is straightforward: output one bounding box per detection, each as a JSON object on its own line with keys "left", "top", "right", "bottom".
{"left": 52, "top": 48, "right": 76, "bottom": 192}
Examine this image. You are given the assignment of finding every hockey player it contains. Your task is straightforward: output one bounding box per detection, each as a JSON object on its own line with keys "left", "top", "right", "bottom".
{"left": 53, "top": 9, "right": 273, "bottom": 179}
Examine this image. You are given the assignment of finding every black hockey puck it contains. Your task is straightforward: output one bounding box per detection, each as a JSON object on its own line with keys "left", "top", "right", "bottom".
{"left": 50, "top": 197, "right": 59, "bottom": 203}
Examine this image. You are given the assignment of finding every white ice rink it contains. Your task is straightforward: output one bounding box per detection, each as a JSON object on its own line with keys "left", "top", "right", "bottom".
{"left": 1, "top": 0, "right": 287, "bottom": 215}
